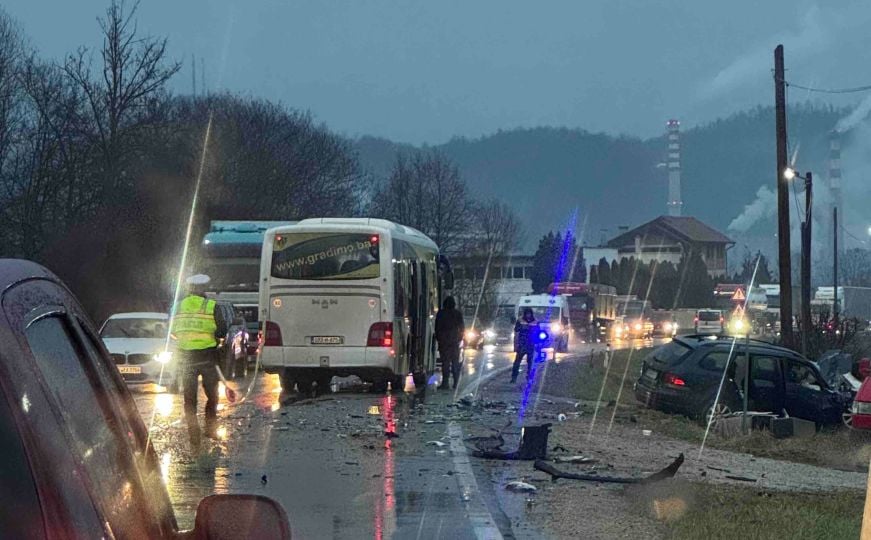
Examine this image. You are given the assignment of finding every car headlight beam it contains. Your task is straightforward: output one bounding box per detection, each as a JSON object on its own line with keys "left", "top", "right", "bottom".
{"left": 154, "top": 351, "right": 173, "bottom": 364}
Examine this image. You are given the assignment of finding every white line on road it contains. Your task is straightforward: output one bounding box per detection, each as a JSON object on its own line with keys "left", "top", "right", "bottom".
{"left": 448, "top": 422, "right": 503, "bottom": 540}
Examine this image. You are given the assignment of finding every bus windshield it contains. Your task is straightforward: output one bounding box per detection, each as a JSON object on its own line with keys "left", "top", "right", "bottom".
{"left": 271, "top": 233, "right": 380, "bottom": 280}
{"left": 526, "top": 306, "right": 562, "bottom": 322}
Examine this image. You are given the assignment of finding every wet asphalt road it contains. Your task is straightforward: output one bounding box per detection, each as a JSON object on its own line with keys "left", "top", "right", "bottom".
{"left": 132, "top": 338, "right": 653, "bottom": 538}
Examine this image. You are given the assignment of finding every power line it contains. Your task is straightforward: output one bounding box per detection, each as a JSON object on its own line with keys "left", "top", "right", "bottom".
{"left": 780, "top": 78, "right": 871, "bottom": 94}
{"left": 840, "top": 222, "right": 867, "bottom": 246}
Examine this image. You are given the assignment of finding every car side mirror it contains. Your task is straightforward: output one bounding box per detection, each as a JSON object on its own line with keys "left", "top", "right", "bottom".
{"left": 192, "top": 494, "right": 290, "bottom": 540}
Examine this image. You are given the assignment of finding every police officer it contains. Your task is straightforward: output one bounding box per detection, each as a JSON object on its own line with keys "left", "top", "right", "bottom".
{"left": 435, "top": 296, "right": 465, "bottom": 389}
{"left": 511, "top": 307, "right": 538, "bottom": 383}
{"left": 171, "top": 274, "right": 228, "bottom": 447}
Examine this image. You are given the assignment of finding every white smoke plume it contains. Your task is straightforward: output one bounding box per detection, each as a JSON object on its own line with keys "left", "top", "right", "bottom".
{"left": 728, "top": 185, "right": 777, "bottom": 233}
{"left": 836, "top": 93, "right": 871, "bottom": 133}
{"left": 699, "top": 6, "right": 826, "bottom": 99}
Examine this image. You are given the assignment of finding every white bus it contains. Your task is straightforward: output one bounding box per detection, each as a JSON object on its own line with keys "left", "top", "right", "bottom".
{"left": 258, "top": 218, "right": 453, "bottom": 393}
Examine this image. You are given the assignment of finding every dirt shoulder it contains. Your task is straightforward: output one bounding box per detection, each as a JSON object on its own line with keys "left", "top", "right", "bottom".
{"left": 464, "top": 353, "right": 867, "bottom": 539}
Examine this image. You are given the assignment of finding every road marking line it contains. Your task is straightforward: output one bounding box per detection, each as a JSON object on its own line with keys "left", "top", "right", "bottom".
{"left": 448, "top": 422, "right": 503, "bottom": 540}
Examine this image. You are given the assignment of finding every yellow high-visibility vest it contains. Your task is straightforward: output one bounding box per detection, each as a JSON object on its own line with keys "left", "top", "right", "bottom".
{"left": 171, "top": 295, "right": 218, "bottom": 350}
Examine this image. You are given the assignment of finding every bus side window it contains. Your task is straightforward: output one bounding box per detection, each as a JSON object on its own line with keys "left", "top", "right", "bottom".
{"left": 393, "top": 260, "right": 406, "bottom": 317}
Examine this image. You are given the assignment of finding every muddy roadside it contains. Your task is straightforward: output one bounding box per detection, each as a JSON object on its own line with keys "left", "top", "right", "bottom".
{"left": 460, "top": 357, "right": 868, "bottom": 539}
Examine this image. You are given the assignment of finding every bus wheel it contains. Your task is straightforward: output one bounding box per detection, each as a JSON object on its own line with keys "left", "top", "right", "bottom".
{"left": 315, "top": 375, "right": 333, "bottom": 395}
{"left": 280, "top": 372, "right": 296, "bottom": 394}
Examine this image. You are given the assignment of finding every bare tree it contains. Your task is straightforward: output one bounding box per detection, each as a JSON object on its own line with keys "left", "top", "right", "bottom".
{"left": 443, "top": 199, "right": 522, "bottom": 322}
{"left": 370, "top": 150, "right": 471, "bottom": 254}
{"left": 64, "top": 0, "right": 180, "bottom": 198}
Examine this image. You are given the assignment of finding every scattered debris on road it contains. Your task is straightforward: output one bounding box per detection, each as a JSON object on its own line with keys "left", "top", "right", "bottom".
{"left": 505, "top": 481, "right": 538, "bottom": 492}
{"left": 534, "top": 453, "right": 685, "bottom": 484}
{"left": 552, "top": 455, "right": 597, "bottom": 464}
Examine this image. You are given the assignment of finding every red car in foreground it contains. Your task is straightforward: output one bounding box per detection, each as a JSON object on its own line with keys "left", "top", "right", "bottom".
{"left": 846, "top": 359, "right": 871, "bottom": 430}
{"left": 0, "top": 259, "right": 290, "bottom": 539}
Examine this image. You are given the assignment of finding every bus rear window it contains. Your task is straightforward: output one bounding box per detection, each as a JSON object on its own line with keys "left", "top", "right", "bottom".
{"left": 271, "top": 233, "right": 380, "bottom": 280}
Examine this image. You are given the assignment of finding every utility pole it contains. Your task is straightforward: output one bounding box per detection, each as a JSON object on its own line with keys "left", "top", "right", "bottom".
{"left": 800, "top": 172, "right": 812, "bottom": 356}
{"left": 774, "top": 45, "right": 794, "bottom": 347}
{"left": 834, "top": 207, "right": 839, "bottom": 325}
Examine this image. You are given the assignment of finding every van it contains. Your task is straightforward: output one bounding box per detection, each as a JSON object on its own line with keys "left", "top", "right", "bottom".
{"left": 516, "top": 294, "right": 570, "bottom": 352}
{"left": 694, "top": 309, "right": 723, "bottom": 335}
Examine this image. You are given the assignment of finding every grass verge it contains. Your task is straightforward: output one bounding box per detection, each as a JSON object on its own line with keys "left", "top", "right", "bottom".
{"left": 629, "top": 481, "right": 864, "bottom": 540}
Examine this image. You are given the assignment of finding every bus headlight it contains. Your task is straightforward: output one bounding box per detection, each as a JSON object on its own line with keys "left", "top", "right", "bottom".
{"left": 465, "top": 330, "right": 478, "bottom": 341}
{"left": 731, "top": 319, "right": 746, "bottom": 332}
{"left": 634, "top": 323, "right": 642, "bottom": 331}
{"left": 550, "top": 322, "right": 562, "bottom": 335}
{"left": 663, "top": 322, "right": 672, "bottom": 332}
{"left": 154, "top": 351, "right": 173, "bottom": 364}
{"left": 483, "top": 329, "right": 496, "bottom": 339}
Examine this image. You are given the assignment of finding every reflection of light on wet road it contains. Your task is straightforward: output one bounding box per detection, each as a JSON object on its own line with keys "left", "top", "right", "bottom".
{"left": 218, "top": 381, "right": 226, "bottom": 397}
{"left": 155, "top": 393, "right": 173, "bottom": 417}
{"left": 160, "top": 452, "right": 171, "bottom": 485}
{"left": 254, "top": 374, "right": 282, "bottom": 411}
{"left": 217, "top": 403, "right": 225, "bottom": 411}
{"left": 368, "top": 405, "right": 381, "bottom": 415}
{"left": 375, "top": 395, "right": 396, "bottom": 539}
{"left": 216, "top": 425, "right": 228, "bottom": 440}
{"left": 486, "top": 361, "right": 494, "bottom": 370}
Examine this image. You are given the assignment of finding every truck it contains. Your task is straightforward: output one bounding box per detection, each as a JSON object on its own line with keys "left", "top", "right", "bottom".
{"left": 199, "top": 220, "right": 295, "bottom": 358}
{"left": 547, "top": 282, "right": 616, "bottom": 342}
{"left": 615, "top": 295, "right": 653, "bottom": 339}
{"left": 813, "top": 286, "right": 871, "bottom": 321}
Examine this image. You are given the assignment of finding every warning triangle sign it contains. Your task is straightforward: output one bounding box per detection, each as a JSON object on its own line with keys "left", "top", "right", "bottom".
{"left": 732, "top": 288, "right": 746, "bottom": 302}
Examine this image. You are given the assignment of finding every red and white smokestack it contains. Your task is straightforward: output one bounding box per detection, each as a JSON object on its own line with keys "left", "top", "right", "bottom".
{"left": 666, "top": 119, "right": 682, "bottom": 217}
{"left": 829, "top": 131, "right": 843, "bottom": 252}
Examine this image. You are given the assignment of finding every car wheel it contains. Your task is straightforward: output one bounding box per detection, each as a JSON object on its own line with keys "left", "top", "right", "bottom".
{"left": 700, "top": 399, "right": 732, "bottom": 427}
{"left": 843, "top": 411, "right": 854, "bottom": 430}
{"left": 234, "top": 357, "right": 247, "bottom": 378}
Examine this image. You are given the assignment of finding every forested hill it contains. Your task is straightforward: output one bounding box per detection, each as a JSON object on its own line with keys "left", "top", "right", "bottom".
{"left": 354, "top": 104, "right": 845, "bottom": 251}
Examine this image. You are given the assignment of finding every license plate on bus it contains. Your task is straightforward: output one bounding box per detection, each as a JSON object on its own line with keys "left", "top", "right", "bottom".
{"left": 643, "top": 368, "right": 657, "bottom": 381}
{"left": 118, "top": 366, "right": 141, "bottom": 375}
{"left": 311, "top": 336, "right": 343, "bottom": 345}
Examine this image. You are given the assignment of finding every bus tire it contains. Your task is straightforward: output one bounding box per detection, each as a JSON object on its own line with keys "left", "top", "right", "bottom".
{"left": 280, "top": 372, "right": 296, "bottom": 394}
{"left": 315, "top": 374, "right": 333, "bottom": 395}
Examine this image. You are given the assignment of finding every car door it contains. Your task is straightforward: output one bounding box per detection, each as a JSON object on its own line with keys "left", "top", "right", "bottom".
{"left": 3, "top": 277, "right": 174, "bottom": 538}
{"left": 748, "top": 353, "right": 785, "bottom": 414}
{"left": 784, "top": 357, "right": 841, "bottom": 424}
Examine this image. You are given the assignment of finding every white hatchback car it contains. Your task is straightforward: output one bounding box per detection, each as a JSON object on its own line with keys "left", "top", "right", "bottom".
{"left": 100, "top": 312, "right": 179, "bottom": 391}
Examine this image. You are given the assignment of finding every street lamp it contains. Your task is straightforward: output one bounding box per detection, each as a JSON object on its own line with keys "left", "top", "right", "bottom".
{"left": 783, "top": 167, "right": 797, "bottom": 181}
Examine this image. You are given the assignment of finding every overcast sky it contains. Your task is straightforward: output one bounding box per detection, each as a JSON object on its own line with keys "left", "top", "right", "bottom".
{"left": 6, "top": 1, "right": 871, "bottom": 144}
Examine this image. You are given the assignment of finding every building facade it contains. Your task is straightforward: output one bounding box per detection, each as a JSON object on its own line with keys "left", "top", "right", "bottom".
{"left": 606, "top": 216, "right": 733, "bottom": 277}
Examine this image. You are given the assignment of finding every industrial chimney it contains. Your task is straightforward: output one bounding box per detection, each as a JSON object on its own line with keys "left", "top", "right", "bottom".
{"left": 829, "top": 131, "right": 843, "bottom": 253}
{"left": 666, "top": 119, "right": 683, "bottom": 217}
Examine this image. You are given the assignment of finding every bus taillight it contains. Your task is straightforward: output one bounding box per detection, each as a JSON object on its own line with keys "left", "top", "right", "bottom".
{"left": 263, "top": 321, "right": 283, "bottom": 347}
{"left": 367, "top": 322, "right": 393, "bottom": 347}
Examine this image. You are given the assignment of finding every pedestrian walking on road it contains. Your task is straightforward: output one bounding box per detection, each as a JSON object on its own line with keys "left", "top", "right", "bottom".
{"left": 170, "top": 274, "right": 228, "bottom": 448}
{"left": 511, "top": 307, "right": 539, "bottom": 383}
{"left": 435, "top": 296, "right": 465, "bottom": 389}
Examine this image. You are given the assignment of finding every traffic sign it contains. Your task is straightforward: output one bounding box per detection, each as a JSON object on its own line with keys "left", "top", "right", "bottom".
{"left": 732, "top": 288, "right": 746, "bottom": 302}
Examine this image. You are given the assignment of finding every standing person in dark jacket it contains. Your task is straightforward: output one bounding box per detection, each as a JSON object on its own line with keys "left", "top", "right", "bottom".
{"left": 511, "top": 307, "right": 538, "bottom": 383}
{"left": 435, "top": 296, "right": 465, "bottom": 389}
